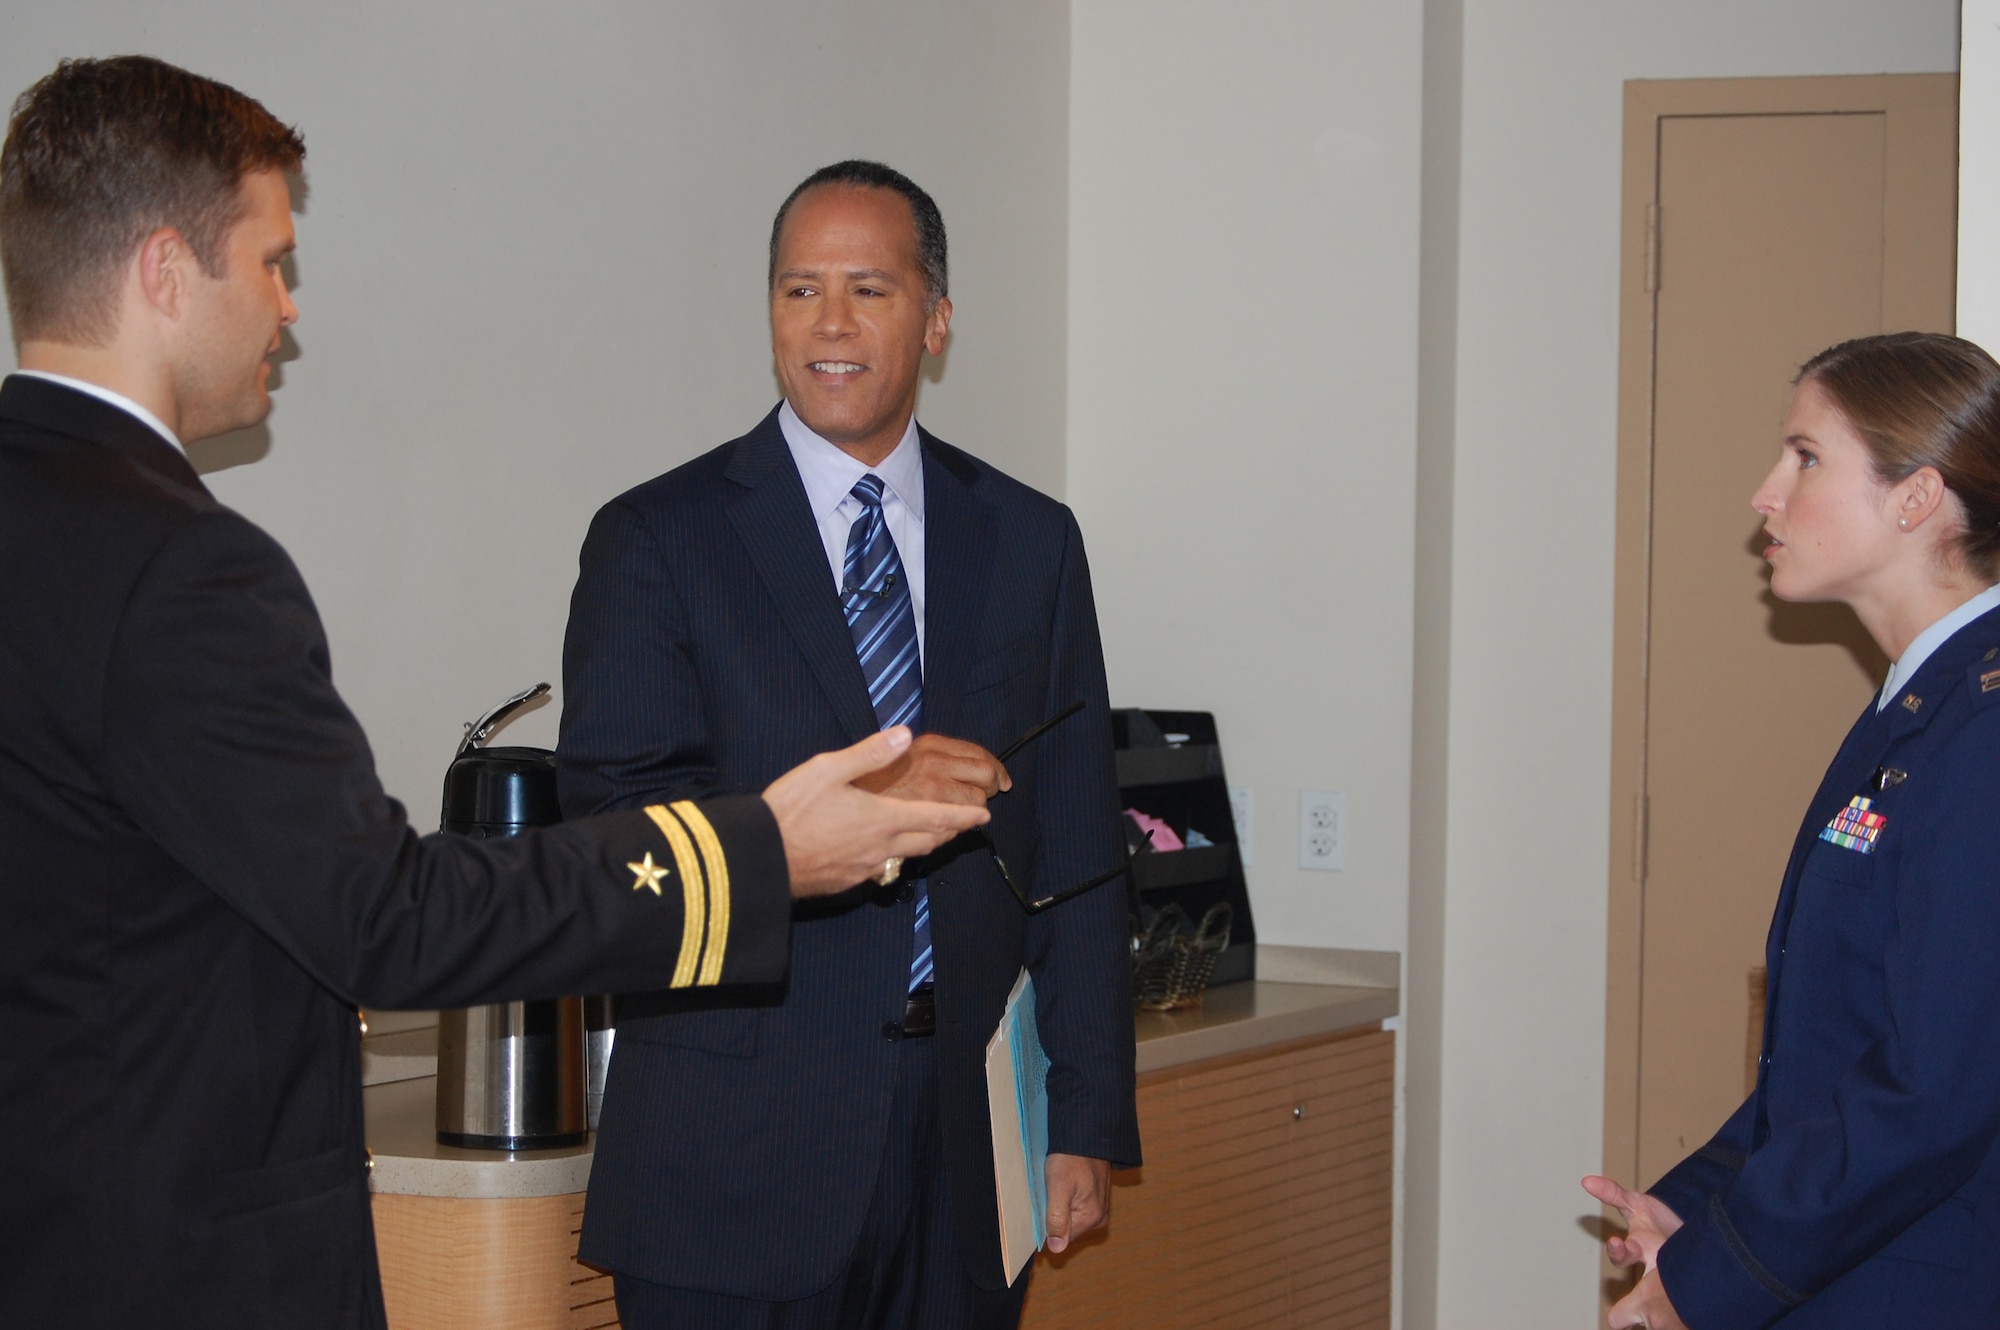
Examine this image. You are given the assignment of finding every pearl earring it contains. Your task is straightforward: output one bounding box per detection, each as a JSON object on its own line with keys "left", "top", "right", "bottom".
{"left": 1899, "top": 517, "right": 1910, "bottom": 530}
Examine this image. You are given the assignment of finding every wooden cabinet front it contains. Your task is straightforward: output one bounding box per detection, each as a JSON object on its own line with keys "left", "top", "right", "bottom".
{"left": 373, "top": 1022, "right": 1394, "bottom": 1329}
{"left": 373, "top": 1191, "right": 618, "bottom": 1330}
{"left": 1020, "top": 1025, "right": 1394, "bottom": 1329}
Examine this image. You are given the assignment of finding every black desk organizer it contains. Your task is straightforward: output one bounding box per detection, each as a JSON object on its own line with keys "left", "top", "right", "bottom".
{"left": 1115, "top": 708, "right": 1256, "bottom": 986}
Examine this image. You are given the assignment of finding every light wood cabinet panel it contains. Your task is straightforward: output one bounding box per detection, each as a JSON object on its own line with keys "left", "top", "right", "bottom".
{"left": 372, "top": 1019, "right": 1394, "bottom": 1329}
{"left": 1020, "top": 1026, "right": 1394, "bottom": 1330}
{"left": 373, "top": 1191, "right": 619, "bottom": 1330}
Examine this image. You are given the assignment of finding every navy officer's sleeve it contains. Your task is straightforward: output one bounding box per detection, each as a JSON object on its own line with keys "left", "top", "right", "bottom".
{"left": 101, "top": 509, "right": 789, "bottom": 1011}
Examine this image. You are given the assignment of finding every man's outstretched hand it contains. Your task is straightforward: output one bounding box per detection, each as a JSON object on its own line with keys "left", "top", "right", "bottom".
{"left": 764, "top": 727, "right": 990, "bottom": 896}
{"left": 853, "top": 732, "right": 1010, "bottom": 807}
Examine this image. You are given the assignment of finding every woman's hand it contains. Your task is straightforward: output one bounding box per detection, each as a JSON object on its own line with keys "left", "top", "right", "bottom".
{"left": 1607, "top": 1268, "right": 1689, "bottom": 1330}
{"left": 1583, "top": 1174, "right": 1683, "bottom": 1269}
{"left": 1583, "top": 1175, "right": 1688, "bottom": 1329}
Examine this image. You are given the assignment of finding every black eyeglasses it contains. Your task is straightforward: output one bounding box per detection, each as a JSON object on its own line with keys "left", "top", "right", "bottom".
{"left": 995, "top": 699, "right": 1084, "bottom": 764}
{"left": 984, "top": 700, "right": 1152, "bottom": 912}
{"left": 990, "top": 828, "right": 1153, "bottom": 913}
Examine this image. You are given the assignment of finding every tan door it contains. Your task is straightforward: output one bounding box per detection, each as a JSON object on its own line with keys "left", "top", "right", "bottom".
{"left": 1604, "top": 76, "right": 1957, "bottom": 1197}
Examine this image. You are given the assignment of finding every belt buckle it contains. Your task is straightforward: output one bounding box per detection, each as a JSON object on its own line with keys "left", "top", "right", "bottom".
{"left": 901, "top": 986, "right": 937, "bottom": 1038}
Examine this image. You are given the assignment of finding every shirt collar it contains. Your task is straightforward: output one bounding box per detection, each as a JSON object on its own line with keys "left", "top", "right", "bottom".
{"left": 12, "top": 369, "right": 184, "bottom": 456}
{"left": 777, "top": 400, "right": 924, "bottom": 522}
{"left": 1878, "top": 581, "right": 2000, "bottom": 710}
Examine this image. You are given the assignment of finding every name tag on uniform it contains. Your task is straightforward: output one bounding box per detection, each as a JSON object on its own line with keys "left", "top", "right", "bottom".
{"left": 1820, "top": 795, "right": 1886, "bottom": 854}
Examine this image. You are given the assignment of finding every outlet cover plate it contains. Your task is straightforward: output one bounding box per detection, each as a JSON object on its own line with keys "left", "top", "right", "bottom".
{"left": 1229, "top": 787, "right": 1254, "bottom": 867}
{"left": 1298, "top": 789, "right": 1345, "bottom": 872}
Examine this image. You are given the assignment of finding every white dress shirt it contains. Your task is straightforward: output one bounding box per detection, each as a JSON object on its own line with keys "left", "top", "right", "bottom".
{"left": 12, "top": 370, "right": 184, "bottom": 455}
{"left": 1876, "top": 581, "right": 2000, "bottom": 711}
{"left": 778, "top": 400, "right": 927, "bottom": 661}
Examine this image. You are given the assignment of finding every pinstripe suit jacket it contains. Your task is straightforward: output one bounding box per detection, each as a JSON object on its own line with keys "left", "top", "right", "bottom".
{"left": 559, "top": 407, "right": 1141, "bottom": 1297}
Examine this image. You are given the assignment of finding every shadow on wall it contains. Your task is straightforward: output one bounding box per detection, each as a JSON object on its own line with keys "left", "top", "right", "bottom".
{"left": 1573, "top": 1214, "right": 1642, "bottom": 1312}
{"left": 185, "top": 303, "right": 300, "bottom": 476}
{"left": 1743, "top": 523, "right": 1892, "bottom": 682}
{"left": 189, "top": 186, "right": 309, "bottom": 478}
{"left": 923, "top": 328, "right": 951, "bottom": 386}
{"left": 1762, "top": 592, "right": 1891, "bottom": 682}
{"left": 187, "top": 421, "right": 271, "bottom": 475}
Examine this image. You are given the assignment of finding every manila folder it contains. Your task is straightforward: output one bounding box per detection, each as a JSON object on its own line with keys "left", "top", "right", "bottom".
{"left": 985, "top": 966, "right": 1049, "bottom": 1286}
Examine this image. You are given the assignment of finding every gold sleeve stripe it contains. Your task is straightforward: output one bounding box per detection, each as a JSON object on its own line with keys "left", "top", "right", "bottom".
{"left": 643, "top": 805, "right": 706, "bottom": 989}
{"left": 671, "top": 800, "right": 732, "bottom": 985}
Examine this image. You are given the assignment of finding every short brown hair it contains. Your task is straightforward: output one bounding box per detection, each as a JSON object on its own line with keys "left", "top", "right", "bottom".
{"left": 1799, "top": 332, "right": 2000, "bottom": 579}
{"left": 0, "top": 56, "right": 304, "bottom": 345}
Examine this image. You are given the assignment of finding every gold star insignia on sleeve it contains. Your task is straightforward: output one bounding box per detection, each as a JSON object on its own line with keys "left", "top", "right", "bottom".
{"left": 628, "top": 852, "right": 670, "bottom": 896}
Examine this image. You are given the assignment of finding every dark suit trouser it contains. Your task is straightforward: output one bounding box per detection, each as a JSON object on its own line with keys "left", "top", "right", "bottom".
{"left": 611, "top": 1037, "right": 1030, "bottom": 1330}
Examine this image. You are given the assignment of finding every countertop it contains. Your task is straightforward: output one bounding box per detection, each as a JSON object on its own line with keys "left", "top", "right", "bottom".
{"left": 1133, "top": 980, "right": 1398, "bottom": 1074}
{"left": 363, "top": 944, "right": 1398, "bottom": 1199}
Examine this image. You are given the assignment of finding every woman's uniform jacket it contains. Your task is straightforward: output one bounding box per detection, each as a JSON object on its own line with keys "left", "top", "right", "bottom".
{"left": 0, "top": 375, "right": 794, "bottom": 1330}
{"left": 1652, "top": 602, "right": 2000, "bottom": 1328}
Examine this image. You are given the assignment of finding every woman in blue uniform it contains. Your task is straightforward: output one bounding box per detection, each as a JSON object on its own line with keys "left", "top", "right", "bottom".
{"left": 1586, "top": 332, "right": 2000, "bottom": 1329}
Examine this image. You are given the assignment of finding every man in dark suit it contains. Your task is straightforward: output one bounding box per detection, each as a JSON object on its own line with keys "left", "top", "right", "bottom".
{"left": 559, "top": 161, "right": 1141, "bottom": 1328}
{"left": 0, "top": 60, "right": 984, "bottom": 1330}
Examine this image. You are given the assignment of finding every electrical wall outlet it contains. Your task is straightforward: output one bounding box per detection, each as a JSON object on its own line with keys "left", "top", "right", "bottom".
{"left": 1298, "top": 789, "right": 1346, "bottom": 872}
{"left": 1228, "top": 787, "right": 1253, "bottom": 866}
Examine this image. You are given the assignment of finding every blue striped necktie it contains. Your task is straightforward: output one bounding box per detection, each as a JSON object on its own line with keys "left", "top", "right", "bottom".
{"left": 840, "top": 474, "right": 932, "bottom": 991}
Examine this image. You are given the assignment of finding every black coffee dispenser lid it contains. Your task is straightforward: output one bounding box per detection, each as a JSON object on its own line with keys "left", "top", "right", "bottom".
{"left": 440, "top": 684, "right": 561, "bottom": 836}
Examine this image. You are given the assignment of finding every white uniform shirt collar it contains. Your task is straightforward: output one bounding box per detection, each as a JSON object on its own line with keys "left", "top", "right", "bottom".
{"left": 1877, "top": 581, "right": 2000, "bottom": 711}
{"left": 778, "top": 400, "right": 924, "bottom": 525}
{"left": 13, "top": 370, "right": 185, "bottom": 456}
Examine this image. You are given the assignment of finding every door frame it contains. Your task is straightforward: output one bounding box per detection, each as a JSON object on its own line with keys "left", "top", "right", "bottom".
{"left": 1602, "top": 71, "right": 1958, "bottom": 1203}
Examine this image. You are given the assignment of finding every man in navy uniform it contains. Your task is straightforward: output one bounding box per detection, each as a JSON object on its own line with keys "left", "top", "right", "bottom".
{"left": 0, "top": 57, "right": 985, "bottom": 1330}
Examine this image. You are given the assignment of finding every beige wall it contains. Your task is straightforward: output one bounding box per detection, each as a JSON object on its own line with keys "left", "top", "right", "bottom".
{"left": 1403, "top": 1, "right": 1463, "bottom": 1324}
{"left": 1432, "top": 3, "right": 1958, "bottom": 1325}
{"left": 1964, "top": 0, "right": 2000, "bottom": 343}
{"left": 1, "top": 1, "right": 1071, "bottom": 812}
{"left": 1068, "top": 0, "right": 1426, "bottom": 955}
{"left": 1067, "top": 8, "right": 1426, "bottom": 1318}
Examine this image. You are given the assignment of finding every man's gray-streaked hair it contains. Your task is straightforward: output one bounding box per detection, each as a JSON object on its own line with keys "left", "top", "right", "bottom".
{"left": 768, "top": 159, "right": 947, "bottom": 309}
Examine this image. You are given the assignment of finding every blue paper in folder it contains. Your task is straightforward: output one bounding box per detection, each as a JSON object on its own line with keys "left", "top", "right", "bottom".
{"left": 985, "top": 967, "right": 1050, "bottom": 1284}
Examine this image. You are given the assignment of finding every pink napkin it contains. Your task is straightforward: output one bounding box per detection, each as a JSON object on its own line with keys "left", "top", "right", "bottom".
{"left": 1123, "top": 808, "right": 1184, "bottom": 852}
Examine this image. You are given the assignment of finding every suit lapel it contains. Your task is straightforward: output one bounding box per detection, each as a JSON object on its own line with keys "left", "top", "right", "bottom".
{"left": 914, "top": 432, "right": 996, "bottom": 741}
{"left": 724, "top": 411, "right": 880, "bottom": 743}
{"left": 1753, "top": 695, "right": 1890, "bottom": 1137}
{"left": 1768, "top": 700, "right": 1888, "bottom": 960}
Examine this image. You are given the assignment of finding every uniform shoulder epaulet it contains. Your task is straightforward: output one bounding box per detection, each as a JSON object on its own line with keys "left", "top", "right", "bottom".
{"left": 1968, "top": 646, "right": 2000, "bottom": 708}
